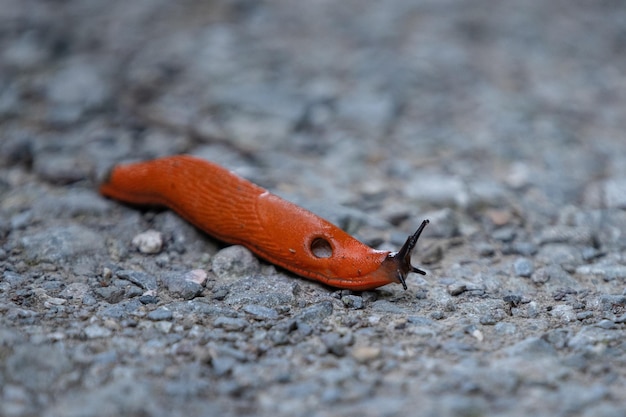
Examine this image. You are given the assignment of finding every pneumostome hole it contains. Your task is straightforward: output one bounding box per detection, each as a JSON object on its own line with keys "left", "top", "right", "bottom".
{"left": 311, "top": 237, "right": 332, "bottom": 258}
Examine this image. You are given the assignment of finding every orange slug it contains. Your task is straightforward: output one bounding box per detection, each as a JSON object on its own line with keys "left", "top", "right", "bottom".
{"left": 99, "top": 155, "right": 429, "bottom": 290}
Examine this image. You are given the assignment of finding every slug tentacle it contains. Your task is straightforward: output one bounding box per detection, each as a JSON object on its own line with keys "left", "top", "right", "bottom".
{"left": 389, "top": 219, "right": 430, "bottom": 290}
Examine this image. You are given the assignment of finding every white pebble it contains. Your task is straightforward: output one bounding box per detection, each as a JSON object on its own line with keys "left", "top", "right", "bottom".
{"left": 132, "top": 230, "right": 163, "bottom": 254}
{"left": 186, "top": 269, "right": 208, "bottom": 285}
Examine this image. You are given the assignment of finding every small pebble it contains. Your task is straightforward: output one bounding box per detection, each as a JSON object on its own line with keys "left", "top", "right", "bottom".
{"left": 492, "top": 226, "right": 516, "bottom": 243}
{"left": 431, "top": 311, "right": 445, "bottom": 320}
{"left": 132, "top": 230, "right": 163, "bottom": 254}
{"left": 447, "top": 283, "right": 467, "bottom": 296}
{"left": 163, "top": 270, "right": 205, "bottom": 300}
{"left": 3, "top": 271, "right": 27, "bottom": 287}
{"left": 476, "top": 243, "right": 495, "bottom": 257}
{"left": 504, "top": 241, "right": 538, "bottom": 256}
{"left": 93, "top": 286, "right": 125, "bottom": 304}
{"left": 139, "top": 294, "right": 159, "bottom": 304}
{"left": 513, "top": 257, "right": 534, "bottom": 278}
{"left": 351, "top": 346, "right": 381, "bottom": 363}
{"left": 479, "top": 314, "right": 499, "bottom": 325}
{"left": 147, "top": 307, "right": 173, "bottom": 321}
{"left": 117, "top": 270, "right": 158, "bottom": 291}
{"left": 214, "top": 316, "right": 248, "bottom": 331}
{"left": 295, "top": 301, "right": 333, "bottom": 324}
{"left": 342, "top": 295, "right": 364, "bottom": 309}
{"left": 211, "top": 245, "right": 260, "bottom": 281}
{"left": 549, "top": 304, "right": 577, "bottom": 323}
{"left": 484, "top": 208, "right": 513, "bottom": 226}
{"left": 243, "top": 304, "right": 279, "bottom": 320}
{"left": 154, "top": 321, "right": 173, "bottom": 334}
{"left": 503, "top": 294, "right": 522, "bottom": 307}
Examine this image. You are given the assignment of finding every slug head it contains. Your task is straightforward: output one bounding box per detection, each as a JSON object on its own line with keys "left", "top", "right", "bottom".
{"left": 381, "top": 219, "right": 429, "bottom": 290}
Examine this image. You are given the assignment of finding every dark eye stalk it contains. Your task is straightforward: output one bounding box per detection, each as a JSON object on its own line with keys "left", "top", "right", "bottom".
{"left": 392, "top": 219, "right": 429, "bottom": 290}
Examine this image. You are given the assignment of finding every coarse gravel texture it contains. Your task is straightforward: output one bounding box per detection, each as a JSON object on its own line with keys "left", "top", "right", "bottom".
{"left": 1, "top": 1, "right": 626, "bottom": 416}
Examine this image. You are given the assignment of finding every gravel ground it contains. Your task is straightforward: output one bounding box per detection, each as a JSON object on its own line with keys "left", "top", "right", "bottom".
{"left": 1, "top": 1, "right": 626, "bottom": 416}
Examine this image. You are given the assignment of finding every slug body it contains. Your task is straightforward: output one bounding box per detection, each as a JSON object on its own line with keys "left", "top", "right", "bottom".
{"left": 99, "top": 155, "right": 428, "bottom": 290}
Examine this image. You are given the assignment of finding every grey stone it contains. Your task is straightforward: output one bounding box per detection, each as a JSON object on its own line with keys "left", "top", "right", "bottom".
{"left": 98, "top": 299, "right": 143, "bottom": 319}
{"left": 162, "top": 271, "right": 204, "bottom": 300}
{"left": 116, "top": 270, "right": 158, "bottom": 291}
{"left": 211, "top": 245, "right": 260, "bottom": 282}
{"left": 492, "top": 226, "right": 517, "bottom": 243}
{"left": 295, "top": 301, "right": 333, "bottom": 324}
{"left": 479, "top": 314, "right": 499, "bottom": 325}
{"left": 431, "top": 311, "right": 445, "bottom": 320}
{"left": 214, "top": 316, "right": 248, "bottom": 331}
{"left": 476, "top": 242, "right": 495, "bottom": 257}
{"left": 243, "top": 304, "right": 279, "bottom": 320}
{"left": 2, "top": 271, "right": 27, "bottom": 287}
{"left": 549, "top": 304, "right": 577, "bottom": 323}
{"left": 225, "top": 289, "right": 294, "bottom": 308}
{"left": 513, "top": 257, "right": 534, "bottom": 277}
{"left": 504, "top": 241, "right": 539, "bottom": 256}
{"left": 139, "top": 294, "right": 158, "bottom": 304}
{"left": 58, "top": 282, "right": 91, "bottom": 302}
{"left": 503, "top": 294, "right": 523, "bottom": 306}
{"left": 447, "top": 283, "right": 467, "bottom": 296}
{"left": 147, "top": 307, "right": 173, "bottom": 321}
{"left": 93, "top": 286, "right": 125, "bottom": 304}
{"left": 342, "top": 295, "right": 364, "bottom": 309}
{"left": 533, "top": 264, "right": 578, "bottom": 288}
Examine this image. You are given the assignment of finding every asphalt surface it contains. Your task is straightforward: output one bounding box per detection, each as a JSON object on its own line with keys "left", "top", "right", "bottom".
{"left": 1, "top": 1, "right": 626, "bottom": 416}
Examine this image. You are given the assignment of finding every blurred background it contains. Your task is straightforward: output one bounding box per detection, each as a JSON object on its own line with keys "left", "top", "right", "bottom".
{"left": 2, "top": 0, "right": 624, "bottom": 216}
